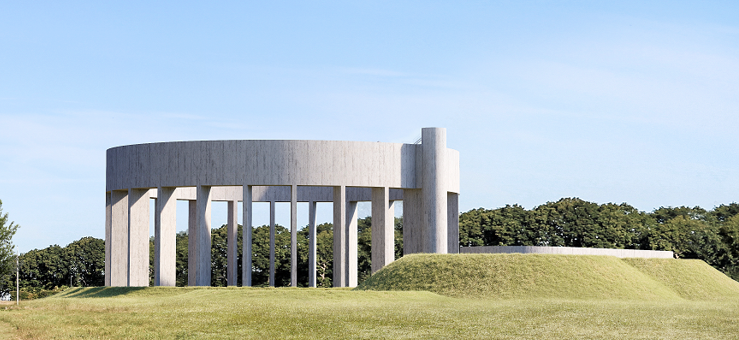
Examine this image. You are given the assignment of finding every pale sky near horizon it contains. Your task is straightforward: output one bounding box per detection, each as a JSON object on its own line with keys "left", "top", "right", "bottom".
{"left": 2, "top": 1, "right": 738, "bottom": 252}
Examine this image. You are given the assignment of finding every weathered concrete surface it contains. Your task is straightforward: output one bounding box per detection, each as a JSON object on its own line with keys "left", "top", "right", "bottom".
{"left": 227, "top": 200, "right": 238, "bottom": 286}
{"left": 144, "top": 184, "right": 406, "bottom": 203}
{"left": 269, "top": 200, "right": 275, "bottom": 287}
{"left": 333, "top": 186, "right": 346, "bottom": 287}
{"left": 447, "top": 193, "right": 459, "bottom": 254}
{"left": 242, "top": 185, "right": 253, "bottom": 287}
{"left": 290, "top": 185, "right": 298, "bottom": 287}
{"left": 107, "top": 141, "right": 430, "bottom": 191}
{"left": 346, "top": 200, "right": 358, "bottom": 287}
{"left": 422, "top": 128, "right": 447, "bottom": 254}
{"left": 371, "top": 187, "right": 395, "bottom": 274}
{"left": 188, "top": 186, "right": 212, "bottom": 286}
{"left": 128, "top": 188, "right": 149, "bottom": 287}
{"left": 104, "top": 193, "right": 112, "bottom": 287}
{"left": 402, "top": 189, "right": 423, "bottom": 255}
{"left": 308, "top": 201, "right": 317, "bottom": 288}
{"left": 105, "top": 128, "right": 461, "bottom": 288}
{"left": 460, "top": 246, "right": 675, "bottom": 258}
{"left": 110, "top": 190, "right": 128, "bottom": 287}
{"left": 154, "top": 187, "right": 176, "bottom": 286}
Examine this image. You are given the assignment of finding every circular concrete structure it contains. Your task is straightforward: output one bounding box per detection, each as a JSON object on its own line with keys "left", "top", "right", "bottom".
{"left": 105, "top": 127, "right": 460, "bottom": 288}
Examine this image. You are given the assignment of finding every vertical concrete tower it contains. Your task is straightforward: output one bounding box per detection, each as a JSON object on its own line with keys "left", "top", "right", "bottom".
{"left": 422, "top": 127, "right": 448, "bottom": 253}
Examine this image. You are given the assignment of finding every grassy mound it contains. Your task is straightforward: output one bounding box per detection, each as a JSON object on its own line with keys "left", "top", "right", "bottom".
{"left": 623, "top": 258, "right": 739, "bottom": 300}
{"left": 356, "top": 254, "right": 739, "bottom": 300}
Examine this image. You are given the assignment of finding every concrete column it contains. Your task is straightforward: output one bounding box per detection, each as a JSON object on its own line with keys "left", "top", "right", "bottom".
{"left": 242, "top": 185, "right": 252, "bottom": 286}
{"left": 308, "top": 201, "right": 317, "bottom": 288}
{"left": 227, "top": 199, "right": 238, "bottom": 286}
{"left": 104, "top": 192, "right": 112, "bottom": 287}
{"left": 189, "top": 186, "right": 212, "bottom": 286}
{"left": 422, "top": 127, "right": 448, "bottom": 253}
{"left": 402, "top": 189, "right": 424, "bottom": 255}
{"left": 128, "top": 188, "right": 150, "bottom": 287}
{"left": 447, "top": 193, "right": 459, "bottom": 254}
{"left": 269, "top": 200, "right": 276, "bottom": 287}
{"left": 110, "top": 190, "right": 129, "bottom": 286}
{"left": 290, "top": 185, "right": 298, "bottom": 287}
{"left": 372, "top": 187, "right": 395, "bottom": 274}
{"left": 333, "top": 186, "right": 346, "bottom": 287}
{"left": 346, "top": 200, "right": 358, "bottom": 287}
{"left": 155, "top": 187, "right": 176, "bottom": 286}
{"left": 187, "top": 200, "right": 196, "bottom": 285}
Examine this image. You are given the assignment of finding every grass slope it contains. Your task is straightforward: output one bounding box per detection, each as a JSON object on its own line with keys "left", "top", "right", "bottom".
{"left": 357, "top": 254, "right": 739, "bottom": 301}
{"left": 623, "top": 258, "right": 739, "bottom": 300}
{"left": 2, "top": 254, "right": 738, "bottom": 338}
{"left": 2, "top": 287, "right": 739, "bottom": 339}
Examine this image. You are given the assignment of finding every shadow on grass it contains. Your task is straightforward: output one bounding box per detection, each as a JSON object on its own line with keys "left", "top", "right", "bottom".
{"left": 61, "top": 287, "right": 149, "bottom": 298}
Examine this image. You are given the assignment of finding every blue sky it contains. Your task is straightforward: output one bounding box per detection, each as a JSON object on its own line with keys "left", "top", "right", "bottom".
{"left": 2, "top": 1, "right": 738, "bottom": 252}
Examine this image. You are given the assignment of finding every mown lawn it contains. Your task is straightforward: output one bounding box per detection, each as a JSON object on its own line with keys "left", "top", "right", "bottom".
{"left": 0, "top": 287, "right": 738, "bottom": 339}
{"left": 358, "top": 254, "right": 739, "bottom": 301}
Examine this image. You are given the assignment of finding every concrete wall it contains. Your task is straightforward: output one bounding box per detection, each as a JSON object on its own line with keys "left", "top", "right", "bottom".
{"left": 107, "top": 140, "right": 460, "bottom": 193}
{"left": 143, "top": 185, "right": 406, "bottom": 203}
{"left": 459, "top": 246, "right": 674, "bottom": 259}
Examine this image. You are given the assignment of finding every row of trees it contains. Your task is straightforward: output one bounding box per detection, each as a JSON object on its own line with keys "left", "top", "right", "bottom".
{"left": 7, "top": 197, "right": 739, "bottom": 293}
{"left": 459, "top": 198, "right": 739, "bottom": 280}
{"left": 163, "top": 216, "right": 403, "bottom": 287}
{"left": 1, "top": 237, "right": 105, "bottom": 296}
{"left": 7, "top": 216, "right": 403, "bottom": 294}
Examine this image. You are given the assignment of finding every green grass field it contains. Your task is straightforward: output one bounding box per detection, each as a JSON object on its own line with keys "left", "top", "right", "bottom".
{"left": 1, "top": 254, "right": 738, "bottom": 339}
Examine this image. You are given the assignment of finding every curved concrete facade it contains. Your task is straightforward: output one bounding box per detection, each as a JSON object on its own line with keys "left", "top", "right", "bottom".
{"left": 106, "top": 140, "right": 459, "bottom": 191}
{"left": 105, "top": 128, "right": 460, "bottom": 288}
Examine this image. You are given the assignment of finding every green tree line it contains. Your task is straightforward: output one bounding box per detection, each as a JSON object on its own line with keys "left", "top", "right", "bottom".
{"left": 10, "top": 217, "right": 403, "bottom": 295}
{"left": 5, "top": 236, "right": 104, "bottom": 298}
{"left": 459, "top": 198, "right": 739, "bottom": 280}
{"left": 10, "top": 197, "right": 739, "bottom": 294}
{"left": 162, "top": 216, "right": 403, "bottom": 287}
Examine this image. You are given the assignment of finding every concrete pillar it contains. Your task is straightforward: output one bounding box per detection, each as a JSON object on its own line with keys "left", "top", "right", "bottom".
{"left": 128, "top": 188, "right": 150, "bottom": 287}
{"left": 447, "top": 193, "right": 459, "bottom": 254}
{"left": 290, "top": 185, "right": 298, "bottom": 287}
{"left": 227, "top": 199, "right": 238, "bottom": 286}
{"left": 155, "top": 187, "right": 176, "bottom": 286}
{"left": 346, "top": 200, "right": 358, "bottom": 287}
{"left": 242, "top": 185, "right": 252, "bottom": 287}
{"left": 372, "top": 187, "right": 395, "bottom": 274}
{"left": 269, "top": 200, "right": 276, "bottom": 287}
{"left": 105, "top": 192, "right": 112, "bottom": 287}
{"left": 422, "top": 127, "right": 448, "bottom": 253}
{"left": 189, "top": 186, "right": 212, "bottom": 286}
{"left": 402, "top": 189, "right": 423, "bottom": 255}
{"left": 187, "top": 200, "right": 196, "bottom": 285}
{"left": 110, "top": 190, "right": 129, "bottom": 286}
{"left": 308, "top": 201, "right": 317, "bottom": 288}
{"left": 333, "top": 186, "right": 346, "bottom": 287}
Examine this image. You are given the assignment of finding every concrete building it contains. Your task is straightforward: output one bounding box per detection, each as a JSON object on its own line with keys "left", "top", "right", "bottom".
{"left": 105, "top": 127, "right": 460, "bottom": 288}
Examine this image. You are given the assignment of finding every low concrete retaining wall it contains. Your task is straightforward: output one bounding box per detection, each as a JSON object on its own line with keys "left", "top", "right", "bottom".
{"left": 459, "top": 246, "right": 674, "bottom": 259}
